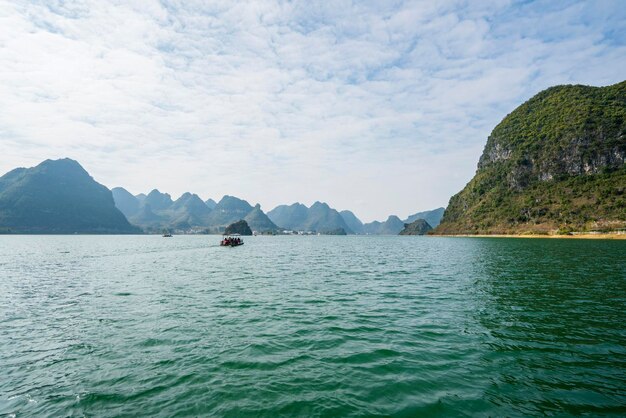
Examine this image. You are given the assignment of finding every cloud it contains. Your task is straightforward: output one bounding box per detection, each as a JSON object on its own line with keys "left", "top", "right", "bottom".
{"left": 0, "top": 0, "right": 624, "bottom": 221}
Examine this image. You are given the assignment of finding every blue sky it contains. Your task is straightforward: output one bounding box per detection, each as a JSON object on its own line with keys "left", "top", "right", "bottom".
{"left": 0, "top": 0, "right": 624, "bottom": 221}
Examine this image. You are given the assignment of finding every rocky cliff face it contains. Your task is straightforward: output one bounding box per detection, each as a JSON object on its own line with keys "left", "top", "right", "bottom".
{"left": 476, "top": 83, "right": 625, "bottom": 190}
{"left": 436, "top": 81, "right": 626, "bottom": 234}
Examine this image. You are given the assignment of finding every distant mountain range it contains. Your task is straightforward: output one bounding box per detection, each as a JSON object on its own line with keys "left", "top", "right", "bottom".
{"left": 267, "top": 203, "right": 444, "bottom": 235}
{"left": 112, "top": 189, "right": 279, "bottom": 233}
{"left": 0, "top": 158, "right": 444, "bottom": 234}
{"left": 267, "top": 202, "right": 354, "bottom": 234}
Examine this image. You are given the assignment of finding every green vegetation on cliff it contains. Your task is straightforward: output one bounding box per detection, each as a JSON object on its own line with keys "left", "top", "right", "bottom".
{"left": 437, "top": 81, "right": 626, "bottom": 234}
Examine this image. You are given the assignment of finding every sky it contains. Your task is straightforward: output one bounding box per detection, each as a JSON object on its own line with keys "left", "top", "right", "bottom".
{"left": 0, "top": 1, "right": 624, "bottom": 222}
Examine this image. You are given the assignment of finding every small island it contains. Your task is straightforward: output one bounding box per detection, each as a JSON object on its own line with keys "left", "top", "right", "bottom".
{"left": 224, "top": 220, "right": 252, "bottom": 236}
{"left": 399, "top": 219, "right": 433, "bottom": 235}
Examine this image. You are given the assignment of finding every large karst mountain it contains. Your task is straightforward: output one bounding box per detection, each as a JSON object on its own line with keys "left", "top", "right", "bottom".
{"left": 266, "top": 203, "right": 309, "bottom": 230}
{"left": 436, "top": 81, "right": 626, "bottom": 234}
{"left": 0, "top": 159, "right": 138, "bottom": 233}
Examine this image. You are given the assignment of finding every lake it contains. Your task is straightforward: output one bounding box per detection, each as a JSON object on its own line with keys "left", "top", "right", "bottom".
{"left": 0, "top": 235, "right": 624, "bottom": 416}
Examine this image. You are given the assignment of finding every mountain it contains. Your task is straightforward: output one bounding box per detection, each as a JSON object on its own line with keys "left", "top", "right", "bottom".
{"left": 339, "top": 208, "right": 441, "bottom": 235}
{"left": 340, "top": 210, "right": 364, "bottom": 234}
{"left": 205, "top": 198, "right": 217, "bottom": 209}
{"left": 117, "top": 190, "right": 211, "bottom": 230}
{"left": 244, "top": 204, "right": 280, "bottom": 232}
{"left": 436, "top": 81, "right": 626, "bottom": 234}
{"left": 0, "top": 168, "right": 27, "bottom": 190}
{"left": 167, "top": 193, "right": 212, "bottom": 228}
{"left": 205, "top": 195, "right": 254, "bottom": 228}
{"left": 268, "top": 202, "right": 353, "bottom": 233}
{"left": 362, "top": 215, "right": 405, "bottom": 235}
{"left": 129, "top": 204, "right": 168, "bottom": 228}
{"left": 144, "top": 189, "right": 173, "bottom": 211}
{"left": 2, "top": 159, "right": 448, "bottom": 235}
{"left": 404, "top": 207, "right": 445, "bottom": 228}
{"left": 114, "top": 189, "right": 277, "bottom": 233}
{"left": 268, "top": 202, "right": 441, "bottom": 235}
{"left": 267, "top": 203, "right": 309, "bottom": 230}
{"left": 0, "top": 158, "right": 138, "bottom": 233}
{"left": 399, "top": 219, "right": 433, "bottom": 235}
{"left": 305, "top": 202, "right": 353, "bottom": 233}
{"left": 112, "top": 187, "right": 140, "bottom": 218}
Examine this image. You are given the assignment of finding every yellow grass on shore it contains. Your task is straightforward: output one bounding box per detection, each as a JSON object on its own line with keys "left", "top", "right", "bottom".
{"left": 433, "top": 233, "right": 626, "bottom": 240}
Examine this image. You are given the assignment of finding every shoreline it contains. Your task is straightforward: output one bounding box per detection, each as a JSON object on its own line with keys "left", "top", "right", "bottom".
{"left": 432, "top": 233, "right": 626, "bottom": 240}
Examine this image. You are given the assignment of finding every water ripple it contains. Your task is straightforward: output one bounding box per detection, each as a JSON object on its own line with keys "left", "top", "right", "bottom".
{"left": 0, "top": 235, "right": 624, "bottom": 416}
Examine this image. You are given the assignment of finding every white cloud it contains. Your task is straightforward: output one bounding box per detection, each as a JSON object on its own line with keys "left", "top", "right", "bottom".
{"left": 0, "top": 0, "right": 624, "bottom": 221}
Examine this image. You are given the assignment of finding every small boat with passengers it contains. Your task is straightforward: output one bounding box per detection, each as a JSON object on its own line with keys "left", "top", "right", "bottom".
{"left": 220, "top": 233, "right": 244, "bottom": 247}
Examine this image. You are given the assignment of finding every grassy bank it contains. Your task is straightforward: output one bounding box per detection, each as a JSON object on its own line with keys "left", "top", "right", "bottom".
{"left": 433, "top": 232, "right": 626, "bottom": 239}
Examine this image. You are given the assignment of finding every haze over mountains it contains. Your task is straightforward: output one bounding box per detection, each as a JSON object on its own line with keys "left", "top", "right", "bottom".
{"left": 12, "top": 82, "right": 621, "bottom": 235}
{"left": 110, "top": 184, "right": 444, "bottom": 235}
{"left": 0, "top": 157, "right": 443, "bottom": 234}
{"left": 2, "top": 80, "right": 622, "bottom": 236}
{"left": 114, "top": 188, "right": 443, "bottom": 234}
{"left": 267, "top": 202, "right": 351, "bottom": 234}
{"left": 267, "top": 203, "right": 444, "bottom": 235}
{"left": 112, "top": 189, "right": 279, "bottom": 233}
{"left": 2, "top": 83, "right": 623, "bottom": 235}
{"left": 108, "top": 173, "right": 444, "bottom": 234}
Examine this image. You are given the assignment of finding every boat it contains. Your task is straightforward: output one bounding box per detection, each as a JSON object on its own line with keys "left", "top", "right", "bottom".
{"left": 162, "top": 233, "right": 173, "bottom": 237}
{"left": 220, "top": 233, "right": 244, "bottom": 247}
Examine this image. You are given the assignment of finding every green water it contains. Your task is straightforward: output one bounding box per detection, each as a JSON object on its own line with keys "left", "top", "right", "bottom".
{"left": 0, "top": 236, "right": 624, "bottom": 417}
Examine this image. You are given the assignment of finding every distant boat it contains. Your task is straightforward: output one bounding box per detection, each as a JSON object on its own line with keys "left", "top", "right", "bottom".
{"left": 162, "top": 231, "right": 173, "bottom": 237}
{"left": 220, "top": 233, "right": 244, "bottom": 247}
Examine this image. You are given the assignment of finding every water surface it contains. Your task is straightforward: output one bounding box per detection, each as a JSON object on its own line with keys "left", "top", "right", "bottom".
{"left": 1, "top": 236, "right": 624, "bottom": 416}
